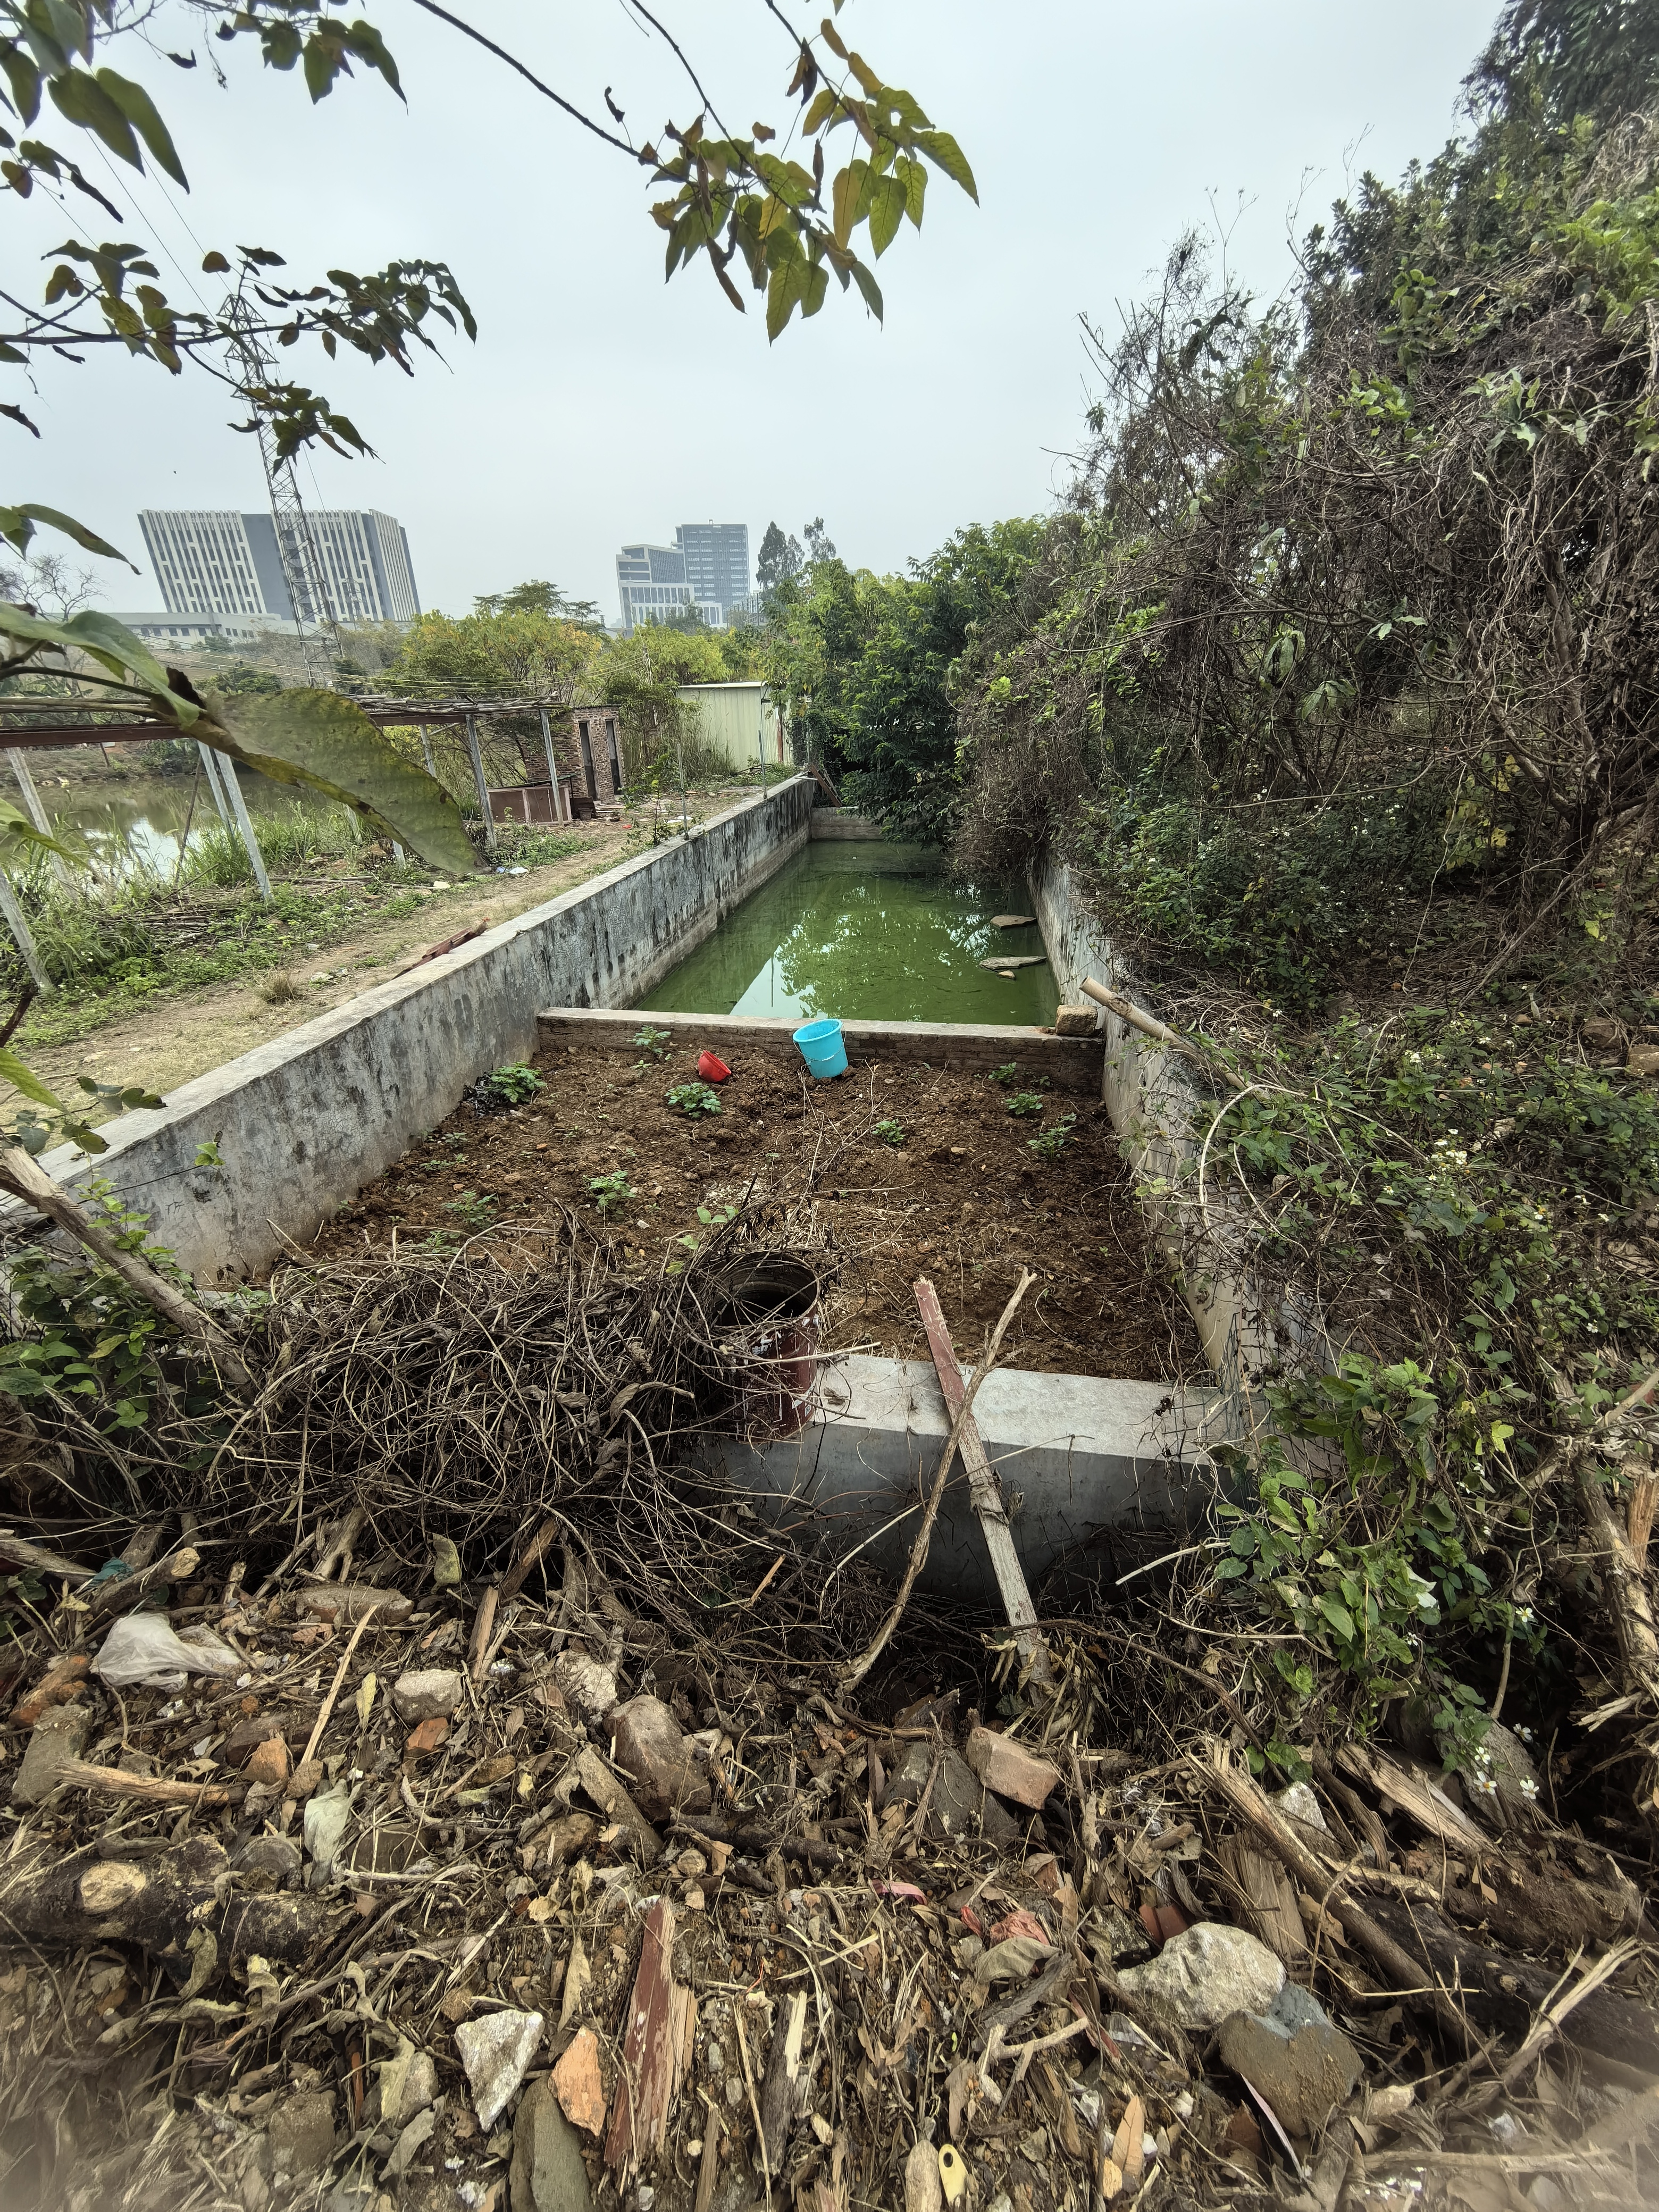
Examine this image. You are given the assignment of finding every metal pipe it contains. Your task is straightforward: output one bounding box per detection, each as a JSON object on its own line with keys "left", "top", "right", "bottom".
{"left": 214, "top": 750, "right": 273, "bottom": 902}
{"left": 196, "top": 741, "right": 234, "bottom": 830}
{"left": 0, "top": 865, "right": 50, "bottom": 992}
{"left": 464, "top": 713, "right": 497, "bottom": 853}
{"left": 6, "top": 749, "right": 73, "bottom": 889}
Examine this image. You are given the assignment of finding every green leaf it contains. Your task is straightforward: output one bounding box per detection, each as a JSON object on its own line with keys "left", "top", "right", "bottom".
{"left": 0, "top": 502, "right": 128, "bottom": 564}
{"left": 94, "top": 68, "right": 186, "bottom": 186}
{"left": 0, "top": 44, "right": 41, "bottom": 125}
{"left": 0, "top": 1047, "right": 60, "bottom": 1110}
{"left": 200, "top": 690, "right": 479, "bottom": 874}
{"left": 898, "top": 153, "right": 926, "bottom": 227}
{"left": 914, "top": 128, "right": 978, "bottom": 202}
{"left": 869, "top": 172, "right": 906, "bottom": 257}
{"left": 46, "top": 66, "right": 140, "bottom": 169}
{"left": 0, "top": 796, "right": 72, "bottom": 865}
{"left": 848, "top": 257, "right": 883, "bottom": 321}
{"left": 831, "top": 158, "right": 867, "bottom": 251}
{"left": 1317, "top": 1592, "right": 1356, "bottom": 1643}
{"left": 0, "top": 604, "right": 195, "bottom": 717}
{"left": 766, "top": 252, "right": 811, "bottom": 342}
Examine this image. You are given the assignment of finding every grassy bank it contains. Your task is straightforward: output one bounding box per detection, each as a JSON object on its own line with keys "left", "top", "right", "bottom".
{"left": 1, "top": 801, "right": 591, "bottom": 1052}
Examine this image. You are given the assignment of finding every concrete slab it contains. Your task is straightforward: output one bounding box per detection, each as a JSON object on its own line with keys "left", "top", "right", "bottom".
{"left": 537, "top": 1008, "right": 1103, "bottom": 1093}
{"left": 809, "top": 812, "right": 885, "bottom": 839}
{"left": 699, "top": 1355, "right": 1220, "bottom": 1601}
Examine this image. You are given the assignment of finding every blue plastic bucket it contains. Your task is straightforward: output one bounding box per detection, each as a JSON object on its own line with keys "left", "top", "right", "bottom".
{"left": 793, "top": 1016, "right": 848, "bottom": 1080}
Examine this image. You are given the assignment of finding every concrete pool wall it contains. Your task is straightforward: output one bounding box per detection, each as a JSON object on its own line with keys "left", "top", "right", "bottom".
{"left": 3, "top": 778, "right": 1235, "bottom": 1602}
{"left": 1032, "top": 854, "right": 1271, "bottom": 1401}
{"left": 7, "top": 776, "right": 815, "bottom": 1282}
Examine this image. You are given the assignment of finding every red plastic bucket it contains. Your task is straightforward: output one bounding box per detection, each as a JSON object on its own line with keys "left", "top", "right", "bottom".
{"left": 698, "top": 1051, "right": 732, "bottom": 1083}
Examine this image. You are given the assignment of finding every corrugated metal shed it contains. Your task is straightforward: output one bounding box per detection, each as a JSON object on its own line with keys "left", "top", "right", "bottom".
{"left": 676, "top": 681, "right": 785, "bottom": 769}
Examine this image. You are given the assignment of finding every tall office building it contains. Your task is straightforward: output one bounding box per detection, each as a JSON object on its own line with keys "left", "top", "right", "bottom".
{"left": 615, "top": 523, "right": 750, "bottom": 632}
{"left": 138, "top": 508, "right": 421, "bottom": 627}
{"left": 675, "top": 522, "right": 749, "bottom": 615}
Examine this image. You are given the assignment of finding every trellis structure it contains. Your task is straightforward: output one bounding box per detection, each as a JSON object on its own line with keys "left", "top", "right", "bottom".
{"left": 0, "top": 695, "right": 581, "bottom": 984}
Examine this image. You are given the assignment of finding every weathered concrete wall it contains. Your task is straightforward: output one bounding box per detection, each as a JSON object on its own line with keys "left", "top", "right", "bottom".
{"left": 18, "top": 778, "right": 815, "bottom": 1284}
{"left": 704, "top": 1355, "right": 1216, "bottom": 1599}
{"left": 538, "top": 1007, "right": 1103, "bottom": 1093}
{"left": 1030, "top": 856, "right": 1267, "bottom": 1396}
{"left": 807, "top": 811, "right": 884, "bottom": 840}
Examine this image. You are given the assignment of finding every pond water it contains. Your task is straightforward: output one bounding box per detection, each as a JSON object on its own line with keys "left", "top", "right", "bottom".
{"left": 635, "top": 840, "right": 1057, "bottom": 1026}
{"left": 28, "top": 771, "right": 334, "bottom": 876}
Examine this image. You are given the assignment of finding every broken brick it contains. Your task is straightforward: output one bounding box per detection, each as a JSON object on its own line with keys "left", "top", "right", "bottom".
{"left": 963, "top": 1725, "right": 1060, "bottom": 1810}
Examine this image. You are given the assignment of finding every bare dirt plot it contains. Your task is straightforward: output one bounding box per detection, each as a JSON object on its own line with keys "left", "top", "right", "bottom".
{"left": 314, "top": 1036, "right": 1201, "bottom": 1380}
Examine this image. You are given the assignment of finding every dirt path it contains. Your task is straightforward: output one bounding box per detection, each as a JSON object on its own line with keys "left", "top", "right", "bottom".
{"left": 11, "top": 808, "right": 736, "bottom": 1115}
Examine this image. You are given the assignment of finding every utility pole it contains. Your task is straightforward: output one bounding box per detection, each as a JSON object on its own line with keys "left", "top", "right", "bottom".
{"left": 225, "top": 301, "right": 342, "bottom": 687}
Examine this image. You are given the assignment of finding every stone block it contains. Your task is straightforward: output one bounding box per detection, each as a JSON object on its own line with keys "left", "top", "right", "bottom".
{"left": 392, "top": 1668, "right": 462, "bottom": 1723}
{"left": 511, "top": 2077, "right": 593, "bottom": 2212}
{"left": 608, "top": 1695, "right": 710, "bottom": 1823}
{"left": 1117, "top": 1922, "right": 1285, "bottom": 2029}
{"left": 1053, "top": 1004, "right": 1099, "bottom": 1037}
{"left": 887, "top": 1741, "right": 1021, "bottom": 1846}
{"left": 267, "top": 2090, "right": 337, "bottom": 2179}
{"left": 964, "top": 1725, "right": 1060, "bottom": 1810}
{"left": 13, "top": 1698, "right": 90, "bottom": 1806}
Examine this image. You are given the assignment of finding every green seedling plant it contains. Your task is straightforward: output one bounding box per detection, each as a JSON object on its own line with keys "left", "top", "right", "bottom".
{"left": 676, "top": 1200, "right": 739, "bottom": 1254}
{"left": 1005, "top": 1092, "right": 1046, "bottom": 1119}
{"left": 590, "top": 1170, "right": 636, "bottom": 1217}
{"left": 873, "top": 1119, "right": 906, "bottom": 1147}
{"left": 666, "top": 1080, "right": 722, "bottom": 1117}
{"left": 634, "top": 1026, "right": 673, "bottom": 1061}
{"left": 991, "top": 1062, "right": 1019, "bottom": 1085}
{"left": 442, "top": 1191, "right": 497, "bottom": 1231}
{"left": 1027, "top": 1114, "right": 1076, "bottom": 1159}
{"left": 470, "top": 1062, "right": 544, "bottom": 1113}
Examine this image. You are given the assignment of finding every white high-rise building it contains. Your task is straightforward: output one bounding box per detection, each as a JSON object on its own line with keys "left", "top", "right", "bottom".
{"left": 138, "top": 507, "right": 421, "bottom": 627}
{"left": 615, "top": 523, "right": 749, "bottom": 632}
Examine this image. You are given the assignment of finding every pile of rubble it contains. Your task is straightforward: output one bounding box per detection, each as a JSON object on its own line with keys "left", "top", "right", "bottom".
{"left": 2, "top": 1523, "right": 1657, "bottom": 2212}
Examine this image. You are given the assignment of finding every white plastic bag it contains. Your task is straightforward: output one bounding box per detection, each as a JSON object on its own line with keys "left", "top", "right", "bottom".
{"left": 92, "top": 1613, "right": 240, "bottom": 1689}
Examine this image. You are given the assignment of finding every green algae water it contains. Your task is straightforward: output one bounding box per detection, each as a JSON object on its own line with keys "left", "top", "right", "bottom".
{"left": 636, "top": 840, "right": 1057, "bottom": 1026}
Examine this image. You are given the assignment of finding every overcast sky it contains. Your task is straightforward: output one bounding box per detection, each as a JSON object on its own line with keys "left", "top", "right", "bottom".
{"left": 16, "top": 1, "right": 1497, "bottom": 625}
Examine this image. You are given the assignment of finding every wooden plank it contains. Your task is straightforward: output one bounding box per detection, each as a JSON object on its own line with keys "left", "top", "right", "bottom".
{"left": 604, "top": 1897, "right": 680, "bottom": 2177}
{"left": 1214, "top": 1833, "right": 1308, "bottom": 1968}
{"left": 912, "top": 1277, "right": 1050, "bottom": 1679}
{"left": 537, "top": 1008, "right": 1103, "bottom": 1095}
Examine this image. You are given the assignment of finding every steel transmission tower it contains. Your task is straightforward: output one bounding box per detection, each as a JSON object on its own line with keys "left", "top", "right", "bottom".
{"left": 227, "top": 306, "right": 340, "bottom": 685}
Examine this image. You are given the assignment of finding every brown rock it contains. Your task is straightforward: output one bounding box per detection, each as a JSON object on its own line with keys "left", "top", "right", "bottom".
{"left": 223, "top": 1715, "right": 286, "bottom": 1767}
{"left": 405, "top": 1717, "right": 449, "bottom": 1756}
{"left": 963, "top": 1725, "right": 1060, "bottom": 1810}
{"left": 267, "top": 2089, "right": 337, "bottom": 2179}
{"left": 244, "top": 1737, "right": 290, "bottom": 1790}
{"left": 1053, "top": 1004, "right": 1099, "bottom": 1037}
{"left": 287, "top": 1759, "right": 324, "bottom": 1798}
{"left": 13, "top": 1699, "right": 91, "bottom": 1805}
{"left": 550, "top": 2026, "right": 606, "bottom": 2135}
{"left": 391, "top": 1668, "right": 462, "bottom": 1723}
{"left": 1219, "top": 2008, "right": 1362, "bottom": 2136}
{"left": 1628, "top": 1044, "right": 1659, "bottom": 1079}
{"left": 539, "top": 1813, "right": 597, "bottom": 1866}
{"left": 607, "top": 1695, "right": 710, "bottom": 1822}
{"left": 13, "top": 1653, "right": 88, "bottom": 1726}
